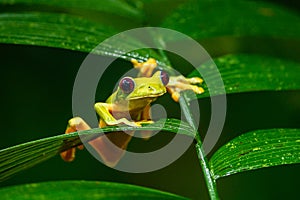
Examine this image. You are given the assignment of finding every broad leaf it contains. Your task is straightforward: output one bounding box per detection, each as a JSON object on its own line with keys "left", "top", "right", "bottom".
{"left": 189, "top": 54, "right": 300, "bottom": 98}
{"left": 0, "top": 180, "right": 187, "bottom": 199}
{"left": 0, "top": 12, "right": 165, "bottom": 62}
{"left": 162, "top": 0, "right": 300, "bottom": 39}
{"left": 0, "top": 12, "right": 114, "bottom": 52}
{"left": 0, "top": 0, "right": 143, "bottom": 21}
{"left": 0, "top": 119, "right": 194, "bottom": 182}
{"left": 209, "top": 129, "right": 300, "bottom": 179}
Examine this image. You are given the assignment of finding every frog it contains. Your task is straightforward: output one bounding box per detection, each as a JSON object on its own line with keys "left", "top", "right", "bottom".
{"left": 60, "top": 58, "right": 204, "bottom": 167}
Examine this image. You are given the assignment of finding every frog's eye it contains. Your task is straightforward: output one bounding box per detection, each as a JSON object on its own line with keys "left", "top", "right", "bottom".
{"left": 160, "top": 71, "right": 169, "bottom": 86}
{"left": 119, "top": 77, "right": 135, "bottom": 93}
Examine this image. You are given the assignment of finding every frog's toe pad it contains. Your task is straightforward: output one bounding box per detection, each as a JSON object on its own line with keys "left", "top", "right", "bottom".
{"left": 187, "top": 77, "right": 203, "bottom": 84}
{"left": 191, "top": 85, "right": 205, "bottom": 94}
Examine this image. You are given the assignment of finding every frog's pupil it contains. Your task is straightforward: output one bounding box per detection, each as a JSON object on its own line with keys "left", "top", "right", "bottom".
{"left": 160, "top": 71, "right": 169, "bottom": 86}
{"left": 120, "top": 77, "right": 135, "bottom": 93}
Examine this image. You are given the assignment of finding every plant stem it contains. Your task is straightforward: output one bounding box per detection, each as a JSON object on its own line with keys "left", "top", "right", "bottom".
{"left": 179, "top": 92, "right": 219, "bottom": 200}
{"left": 153, "top": 37, "right": 219, "bottom": 198}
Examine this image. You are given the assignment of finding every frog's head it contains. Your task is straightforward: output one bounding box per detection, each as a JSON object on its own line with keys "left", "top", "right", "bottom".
{"left": 117, "top": 71, "right": 169, "bottom": 101}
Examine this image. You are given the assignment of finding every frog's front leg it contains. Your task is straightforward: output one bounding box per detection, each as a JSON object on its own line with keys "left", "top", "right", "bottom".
{"left": 167, "top": 75, "right": 204, "bottom": 102}
{"left": 94, "top": 102, "right": 140, "bottom": 127}
{"left": 131, "top": 58, "right": 205, "bottom": 102}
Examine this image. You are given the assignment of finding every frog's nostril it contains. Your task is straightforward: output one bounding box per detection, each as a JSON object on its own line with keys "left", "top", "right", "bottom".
{"left": 148, "top": 86, "right": 155, "bottom": 91}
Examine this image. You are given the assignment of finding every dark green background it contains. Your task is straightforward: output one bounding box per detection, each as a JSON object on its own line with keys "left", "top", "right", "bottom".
{"left": 0, "top": 0, "right": 300, "bottom": 199}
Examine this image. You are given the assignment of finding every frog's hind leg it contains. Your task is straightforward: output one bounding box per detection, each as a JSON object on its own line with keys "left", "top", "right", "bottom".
{"left": 61, "top": 117, "right": 133, "bottom": 167}
{"left": 60, "top": 117, "right": 91, "bottom": 162}
{"left": 131, "top": 58, "right": 157, "bottom": 77}
{"left": 136, "top": 104, "right": 154, "bottom": 140}
{"left": 88, "top": 119, "right": 133, "bottom": 167}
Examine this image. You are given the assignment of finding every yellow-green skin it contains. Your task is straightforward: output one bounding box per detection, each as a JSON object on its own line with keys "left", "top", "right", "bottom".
{"left": 90, "top": 71, "right": 167, "bottom": 167}
{"left": 94, "top": 71, "right": 167, "bottom": 126}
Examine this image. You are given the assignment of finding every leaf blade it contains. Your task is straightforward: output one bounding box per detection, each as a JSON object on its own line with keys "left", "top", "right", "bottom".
{"left": 0, "top": 12, "right": 167, "bottom": 66}
{"left": 0, "top": 0, "right": 143, "bottom": 20}
{"left": 189, "top": 54, "right": 300, "bottom": 98}
{"left": 0, "top": 119, "right": 194, "bottom": 182}
{"left": 0, "top": 180, "right": 187, "bottom": 199}
{"left": 209, "top": 129, "right": 300, "bottom": 179}
{"left": 162, "top": 0, "right": 300, "bottom": 39}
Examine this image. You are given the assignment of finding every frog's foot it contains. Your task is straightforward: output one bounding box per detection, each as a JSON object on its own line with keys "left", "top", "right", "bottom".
{"left": 167, "top": 75, "right": 204, "bottom": 102}
{"left": 131, "top": 58, "right": 157, "bottom": 77}
{"left": 60, "top": 117, "right": 91, "bottom": 162}
{"left": 135, "top": 120, "right": 154, "bottom": 126}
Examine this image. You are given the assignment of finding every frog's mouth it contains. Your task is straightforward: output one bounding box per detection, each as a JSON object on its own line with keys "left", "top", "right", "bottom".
{"left": 127, "top": 92, "right": 165, "bottom": 100}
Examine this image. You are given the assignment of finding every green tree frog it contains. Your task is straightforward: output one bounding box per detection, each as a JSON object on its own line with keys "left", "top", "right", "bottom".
{"left": 60, "top": 58, "right": 204, "bottom": 167}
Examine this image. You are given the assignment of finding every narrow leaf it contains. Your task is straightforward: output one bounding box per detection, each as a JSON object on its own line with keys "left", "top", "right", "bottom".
{"left": 0, "top": 180, "right": 187, "bottom": 199}
{"left": 189, "top": 54, "right": 300, "bottom": 98}
{"left": 0, "top": 119, "right": 193, "bottom": 182}
{"left": 209, "top": 129, "right": 300, "bottom": 179}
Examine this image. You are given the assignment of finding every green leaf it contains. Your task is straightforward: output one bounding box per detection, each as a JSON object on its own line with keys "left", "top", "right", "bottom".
{"left": 0, "top": 0, "right": 143, "bottom": 21}
{"left": 0, "top": 12, "right": 114, "bottom": 51}
{"left": 189, "top": 54, "right": 300, "bottom": 98}
{"left": 0, "top": 12, "right": 172, "bottom": 67}
{"left": 178, "top": 93, "right": 220, "bottom": 199}
{"left": 0, "top": 119, "right": 193, "bottom": 182}
{"left": 162, "top": 0, "right": 300, "bottom": 39}
{"left": 0, "top": 180, "right": 187, "bottom": 199}
{"left": 209, "top": 129, "right": 300, "bottom": 179}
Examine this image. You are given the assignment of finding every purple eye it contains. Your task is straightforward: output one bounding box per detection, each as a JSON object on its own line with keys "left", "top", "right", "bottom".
{"left": 119, "top": 77, "right": 135, "bottom": 93}
{"left": 160, "top": 71, "right": 169, "bottom": 86}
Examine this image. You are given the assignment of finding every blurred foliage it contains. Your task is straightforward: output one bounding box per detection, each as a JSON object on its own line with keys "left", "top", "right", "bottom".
{"left": 0, "top": 181, "right": 187, "bottom": 199}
